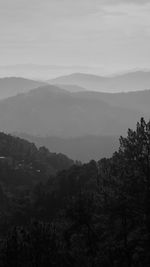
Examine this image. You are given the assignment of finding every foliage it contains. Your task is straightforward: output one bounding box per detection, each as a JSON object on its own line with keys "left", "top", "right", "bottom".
{"left": 0, "top": 119, "right": 150, "bottom": 266}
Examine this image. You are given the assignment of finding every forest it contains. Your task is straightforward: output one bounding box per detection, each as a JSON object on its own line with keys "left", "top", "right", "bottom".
{"left": 0, "top": 118, "right": 150, "bottom": 266}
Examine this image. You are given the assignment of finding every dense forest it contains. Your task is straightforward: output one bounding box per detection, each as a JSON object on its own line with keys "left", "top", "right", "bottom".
{"left": 0, "top": 118, "right": 150, "bottom": 266}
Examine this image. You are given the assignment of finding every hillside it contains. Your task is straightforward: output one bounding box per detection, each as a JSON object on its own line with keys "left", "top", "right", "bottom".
{"left": 0, "top": 77, "right": 46, "bottom": 99}
{"left": 1, "top": 118, "right": 150, "bottom": 266}
{"left": 18, "top": 134, "right": 119, "bottom": 162}
{"left": 50, "top": 71, "right": 150, "bottom": 92}
{"left": 75, "top": 89, "right": 150, "bottom": 114}
{"left": 53, "top": 84, "right": 86, "bottom": 93}
{"left": 0, "top": 132, "right": 74, "bottom": 189}
{"left": 0, "top": 84, "right": 144, "bottom": 137}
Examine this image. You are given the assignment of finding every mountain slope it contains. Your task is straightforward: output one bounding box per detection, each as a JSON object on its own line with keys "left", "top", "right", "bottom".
{"left": 0, "top": 131, "right": 74, "bottom": 189}
{"left": 75, "top": 89, "right": 150, "bottom": 114}
{"left": 0, "top": 84, "right": 145, "bottom": 137}
{"left": 0, "top": 77, "right": 46, "bottom": 99}
{"left": 52, "top": 84, "right": 86, "bottom": 93}
{"left": 18, "top": 134, "right": 119, "bottom": 162}
{"left": 50, "top": 71, "right": 150, "bottom": 92}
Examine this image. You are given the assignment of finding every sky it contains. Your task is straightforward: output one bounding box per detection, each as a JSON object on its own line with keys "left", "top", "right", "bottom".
{"left": 0, "top": 0, "right": 150, "bottom": 76}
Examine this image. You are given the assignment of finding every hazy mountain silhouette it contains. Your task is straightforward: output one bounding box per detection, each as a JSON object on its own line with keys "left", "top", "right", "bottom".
{"left": 0, "top": 77, "right": 45, "bottom": 99}
{"left": 0, "top": 84, "right": 145, "bottom": 137}
{"left": 50, "top": 71, "right": 150, "bottom": 92}
{"left": 75, "top": 89, "right": 150, "bottom": 114}
{"left": 53, "top": 84, "right": 86, "bottom": 93}
{"left": 17, "top": 134, "right": 119, "bottom": 162}
{"left": 0, "top": 64, "right": 103, "bottom": 80}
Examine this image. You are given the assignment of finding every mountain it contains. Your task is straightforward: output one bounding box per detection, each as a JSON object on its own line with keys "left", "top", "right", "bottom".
{"left": 53, "top": 84, "right": 86, "bottom": 93}
{"left": 0, "top": 77, "right": 46, "bottom": 99}
{"left": 75, "top": 89, "right": 150, "bottom": 114}
{"left": 0, "top": 64, "right": 104, "bottom": 80}
{"left": 0, "top": 84, "right": 145, "bottom": 138}
{"left": 50, "top": 71, "right": 150, "bottom": 92}
{"left": 0, "top": 131, "right": 74, "bottom": 189}
{"left": 17, "top": 134, "right": 119, "bottom": 162}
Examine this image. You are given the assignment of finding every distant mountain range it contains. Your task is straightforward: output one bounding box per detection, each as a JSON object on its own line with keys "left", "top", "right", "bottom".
{"left": 1, "top": 71, "right": 150, "bottom": 100}
{"left": 0, "top": 64, "right": 105, "bottom": 80}
{"left": 0, "top": 77, "right": 45, "bottom": 99}
{"left": 49, "top": 71, "right": 150, "bottom": 92}
{"left": 53, "top": 84, "right": 86, "bottom": 93}
{"left": 0, "top": 83, "right": 147, "bottom": 138}
{"left": 0, "top": 72, "right": 150, "bottom": 161}
{"left": 75, "top": 90, "right": 150, "bottom": 114}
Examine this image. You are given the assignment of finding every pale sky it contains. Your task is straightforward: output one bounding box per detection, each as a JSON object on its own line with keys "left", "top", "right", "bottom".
{"left": 0, "top": 0, "right": 150, "bottom": 74}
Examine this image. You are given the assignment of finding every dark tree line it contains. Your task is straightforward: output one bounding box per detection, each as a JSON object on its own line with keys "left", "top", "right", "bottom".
{"left": 0, "top": 118, "right": 150, "bottom": 266}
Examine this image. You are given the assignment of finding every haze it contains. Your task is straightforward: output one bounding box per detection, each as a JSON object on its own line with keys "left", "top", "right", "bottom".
{"left": 0, "top": 0, "right": 150, "bottom": 79}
